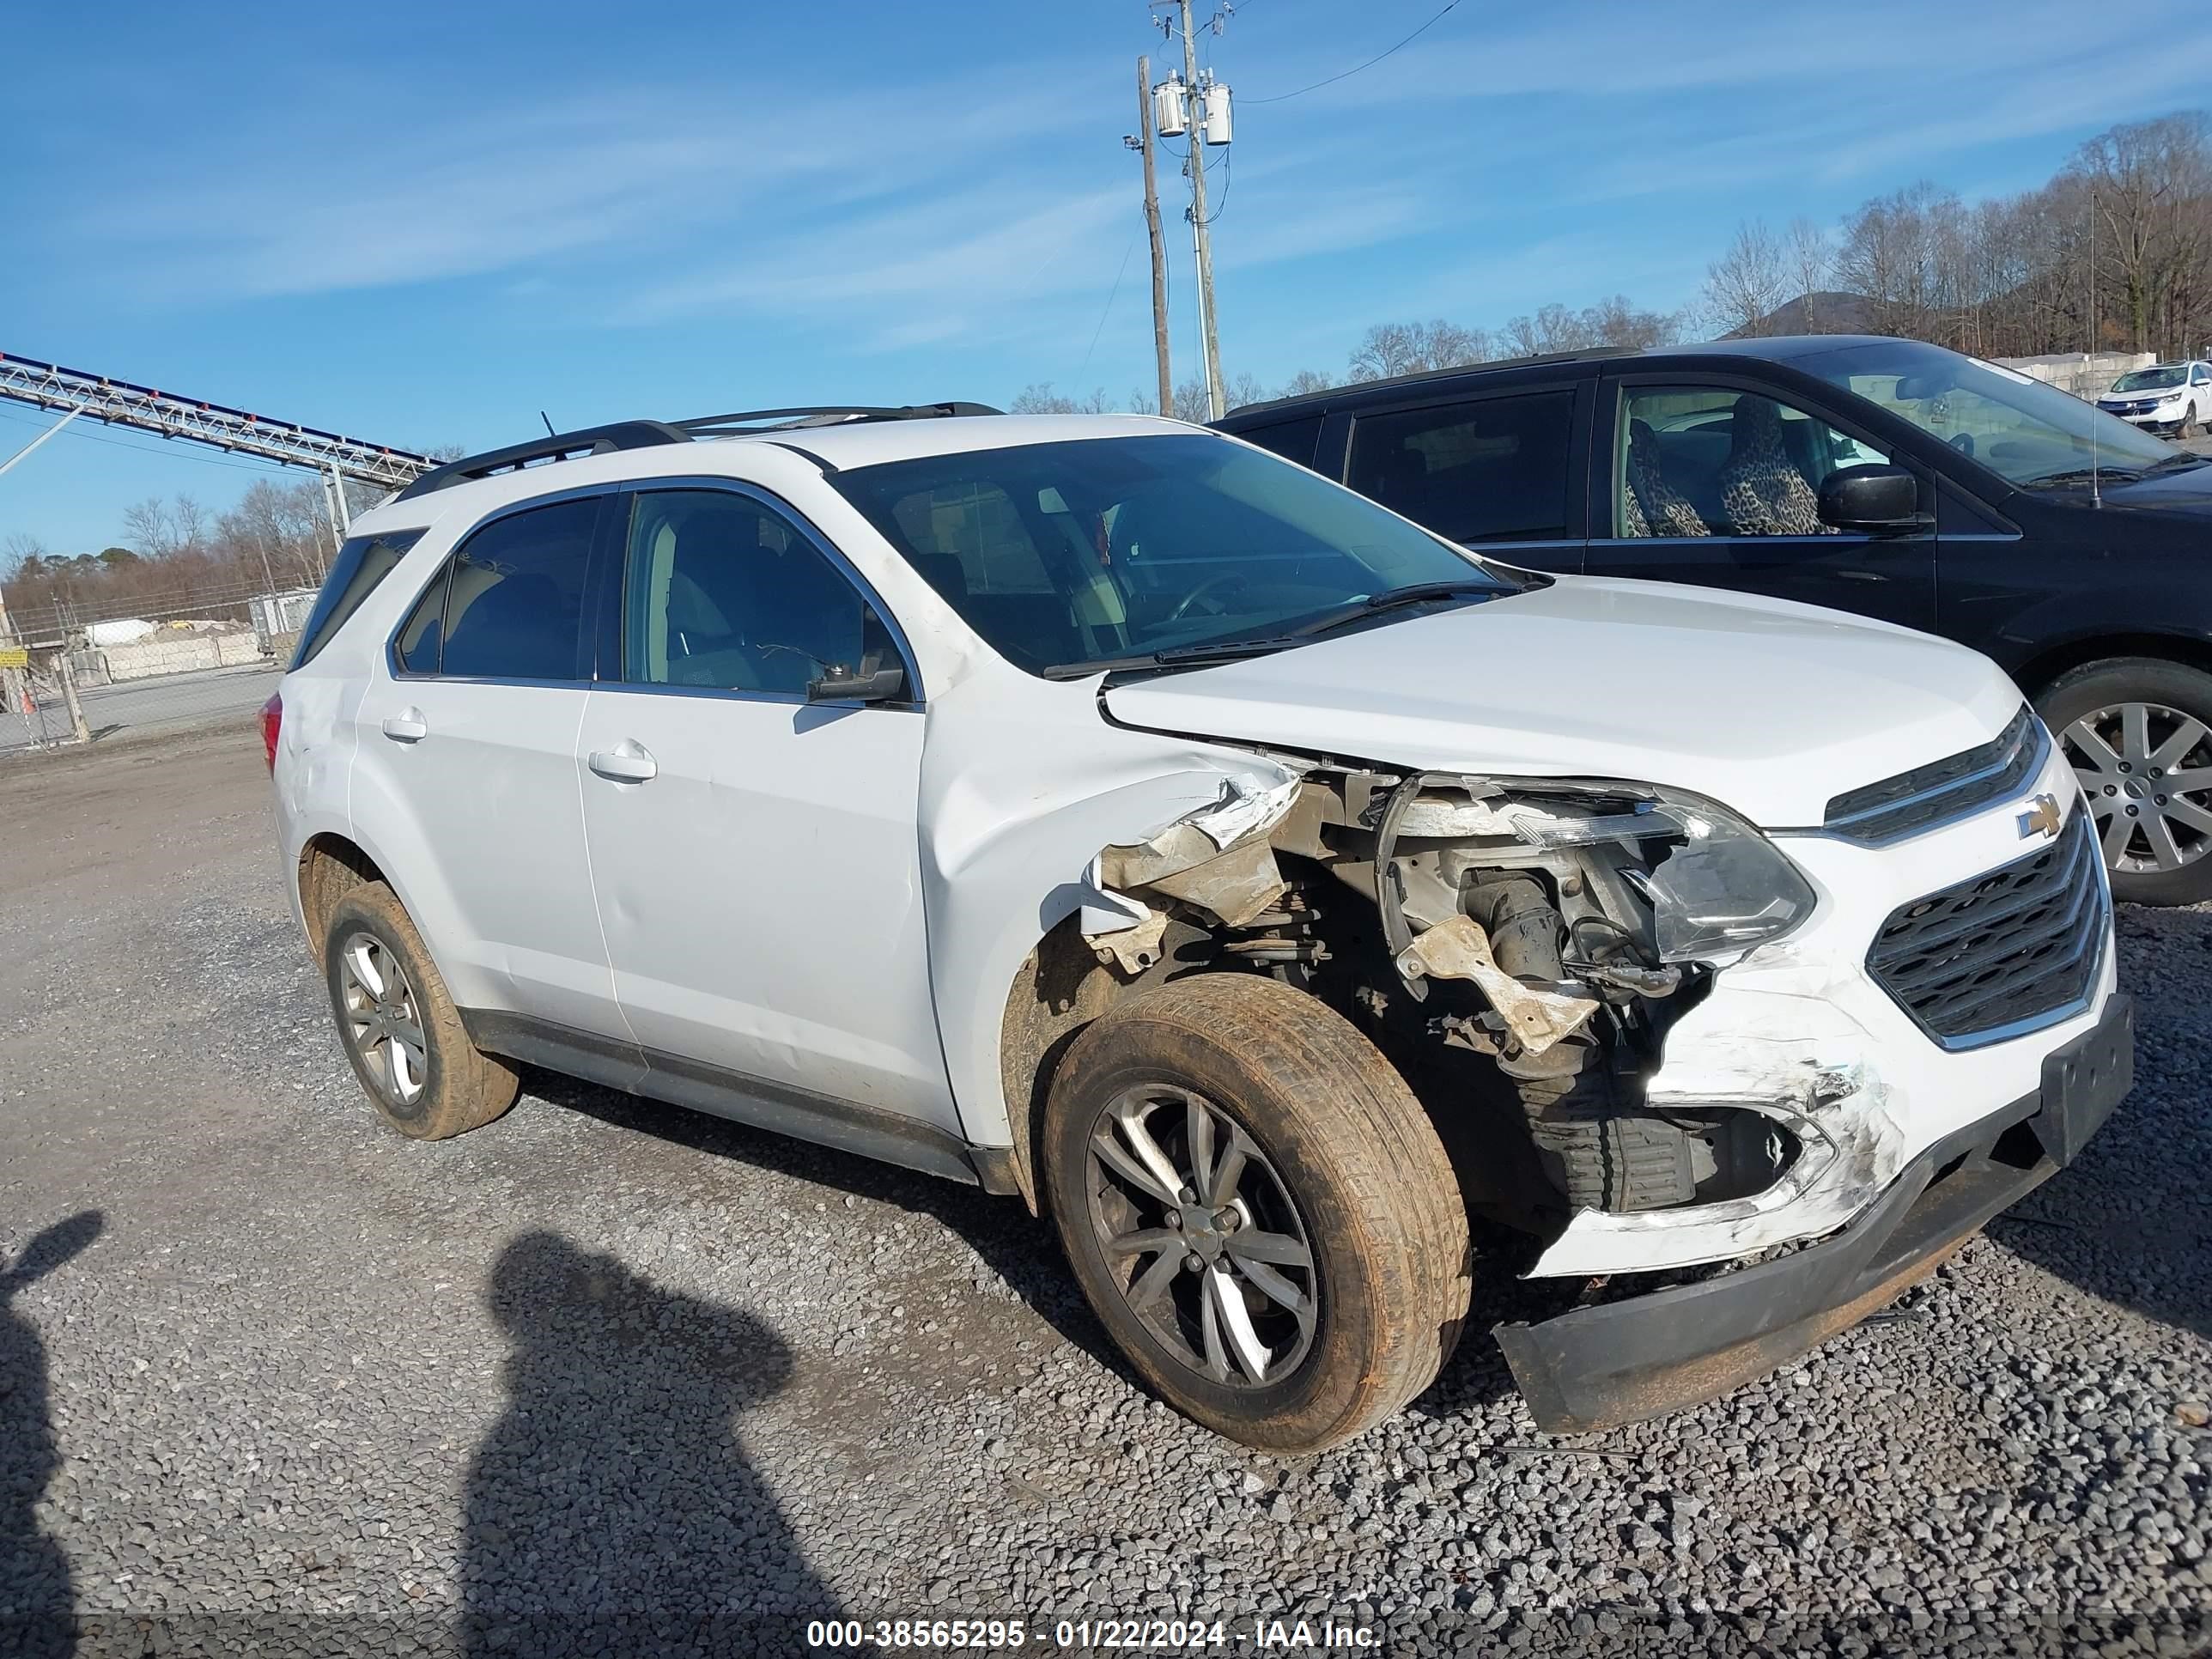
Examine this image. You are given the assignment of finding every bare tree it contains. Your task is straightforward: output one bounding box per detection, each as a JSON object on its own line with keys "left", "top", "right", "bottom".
{"left": 1010, "top": 383, "right": 1114, "bottom": 416}
{"left": 120, "top": 494, "right": 213, "bottom": 562}
{"left": 2, "top": 532, "right": 49, "bottom": 579}
{"left": 1347, "top": 319, "right": 1492, "bottom": 381}
{"left": 1581, "top": 295, "right": 1681, "bottom": 349}
{"left": 2069, "top": 113, "right": 2212, "bottom": 354}
{"left": 1277, "top": 368, "right": 1336, "bottom": 398}
{"left": 1785, "top": 218, "right": 1832, "bottom": 332}
{"left": 1170, "top": 375, "right": 1214, "bottom": 422}
{"left": 1702, "top": 220, "right": 1792, "bottom": 337}
{"left": 1223, "top": 371, "right": 1268, "bottom": 410}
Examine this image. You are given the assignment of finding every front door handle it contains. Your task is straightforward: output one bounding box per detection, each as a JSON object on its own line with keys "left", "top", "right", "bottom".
{"left": 587, "top": 741, "right": 658, "bottom": 784}
{"left": 381, "top": 708, "right": 428, "bottom": 743}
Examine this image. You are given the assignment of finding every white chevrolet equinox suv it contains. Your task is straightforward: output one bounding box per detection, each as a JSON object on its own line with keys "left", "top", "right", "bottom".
{"left": 269, "top": 404, "right": 2131, "bottom": 1450}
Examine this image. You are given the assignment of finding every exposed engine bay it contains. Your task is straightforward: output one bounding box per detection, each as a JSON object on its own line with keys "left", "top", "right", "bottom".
{"left": 1080, "top": 763, "right": 1829, "bottom": 1242}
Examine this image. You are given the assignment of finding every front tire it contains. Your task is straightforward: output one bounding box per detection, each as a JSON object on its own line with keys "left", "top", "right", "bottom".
{"left": 1041, "top": 974, "right": 1472, "bottom": 1452}
{"left": 322, "top": 882, "right": 520, "bottom": 1139}
{"left": 2039, "top": 656, "right": 2212, "bottom": 906}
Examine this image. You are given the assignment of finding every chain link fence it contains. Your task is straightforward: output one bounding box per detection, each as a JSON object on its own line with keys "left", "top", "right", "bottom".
{"left": 0, "top": 586, "right": 313, "bottom": 757}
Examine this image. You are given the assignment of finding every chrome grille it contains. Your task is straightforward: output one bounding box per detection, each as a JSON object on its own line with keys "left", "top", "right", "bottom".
{"left": 1824, "top": 707, "right": 2045, "bottom": 844}
{"left": 1866, "top": 809, "right": 2105, "bottom": 1048}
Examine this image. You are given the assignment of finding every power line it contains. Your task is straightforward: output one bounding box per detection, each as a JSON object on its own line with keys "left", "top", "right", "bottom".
{"left": 1077, "top": 231, "right": 1140, "bottom": 386}
{"left": 1242, "top": 0, "right": 1462, "bottom": 105}
{"left": 0, "top": 404, "right": 298, "bottom": 478}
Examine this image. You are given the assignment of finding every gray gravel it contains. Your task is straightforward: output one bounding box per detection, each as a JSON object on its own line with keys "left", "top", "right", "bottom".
{"left": 1, "top": 721, "right": 2208, "bottom": 1657}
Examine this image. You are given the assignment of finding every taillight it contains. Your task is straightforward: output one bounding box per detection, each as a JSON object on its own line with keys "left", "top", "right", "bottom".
{"left": 260, "top": 691, "right": 283, "bottom": 773}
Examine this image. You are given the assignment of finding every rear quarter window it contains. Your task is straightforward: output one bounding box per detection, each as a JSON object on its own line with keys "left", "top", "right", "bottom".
{"left": 290, "top": 529, "right": 427, "bottom": 668}
{"left": 1230, "top": 416, "right": 1323, "bottom": 470}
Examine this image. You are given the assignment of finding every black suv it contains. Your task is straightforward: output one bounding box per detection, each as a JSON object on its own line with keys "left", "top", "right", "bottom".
{"left": 1218, "top": 335, "right": 2212, "bottom": 905}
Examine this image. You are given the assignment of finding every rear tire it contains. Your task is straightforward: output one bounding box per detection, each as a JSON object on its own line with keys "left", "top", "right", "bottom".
{"left": 1041, "top": 973, "right": 1471, "bottom": 1452}
{"left": 2038, "top": 656, "right": 2212, "bottom": 906}
{"left": 322, "top": 882, "right": 520, "bottom": 1139}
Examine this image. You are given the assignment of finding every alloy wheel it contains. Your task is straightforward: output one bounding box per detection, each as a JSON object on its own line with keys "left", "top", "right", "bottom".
{"left": 2063, "top": 701, "right": 2212, "bottom": 873}
{"left": 337, "top": 930, "right": 429, "bottom": 1108}
{"left": 1084, "top": 1085, "right": 1317, "bottom": 1389}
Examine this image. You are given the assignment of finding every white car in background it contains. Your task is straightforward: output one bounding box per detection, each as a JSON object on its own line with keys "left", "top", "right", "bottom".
{"left": 265, "top": 405, "right": 2130, "bottom": 1450}
{"left": 2097, "top": 361, "right": 2212, "bottom": 435}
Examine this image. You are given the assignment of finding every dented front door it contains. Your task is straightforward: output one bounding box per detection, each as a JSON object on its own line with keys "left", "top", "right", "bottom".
{"left": 576, "top": 686, "right": 957, "bottom": 1133}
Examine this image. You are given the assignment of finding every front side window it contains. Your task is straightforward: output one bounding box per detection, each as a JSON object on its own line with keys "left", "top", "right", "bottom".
{"left": 1800, "top": 338, "right": 2177, "bottom": 489}
{"left": 1614, "top": 387, "right": 1892, "bottom": 538}
{"left": 433, "top": 497, "right": 599, "bottom": 680}
{"left": 291, "top": 528, "right": 424, "bottom": 667}
{"left": 620, "top": 490, "right": 874, "bottom": 696}
{"left": 1348, "top": 392, "right": 1575, "bottom": 544}
{"left": 831, "top": 433, "right": 1517, "bottom": 678}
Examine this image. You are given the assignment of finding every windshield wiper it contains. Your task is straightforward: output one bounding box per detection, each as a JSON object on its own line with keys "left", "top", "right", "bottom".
{"left": 2023, "top": 466, "right": 2147, "bottom": 489}
{"left": 1270, "top": 580, "right": 1501, "bottom": 641}
{"left": 1041, "top": 581, "right": 1501, "bottom": 680}
{"left": 1038, "top": 637, "right": 1292, "bottom": 679}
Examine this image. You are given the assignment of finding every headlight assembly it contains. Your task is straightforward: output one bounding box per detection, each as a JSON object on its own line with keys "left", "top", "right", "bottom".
{"left": 1502, "top": 792, "right": 1819, "bottom": 963}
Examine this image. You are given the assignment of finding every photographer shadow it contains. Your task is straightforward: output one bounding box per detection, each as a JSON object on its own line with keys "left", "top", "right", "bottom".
{"left": 2, "top": 1211, "right": 103, "bottom": 1659}
{"left": 462, "top": 1230, "right": 842, "bottom": 1656}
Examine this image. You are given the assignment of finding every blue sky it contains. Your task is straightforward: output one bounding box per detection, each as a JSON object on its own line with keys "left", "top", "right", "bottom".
{"left": 6, "top": 0, "right": 2212, "bottom": 554}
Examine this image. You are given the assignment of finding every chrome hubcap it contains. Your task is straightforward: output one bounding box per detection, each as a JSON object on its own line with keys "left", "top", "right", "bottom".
{"left": 1084, "top": 1085, "right": 1316, "bottom": 1389}
{"left": 2063, "top": 702, "right": 2212, "bottom": 874}
{"left": 338, "top": 931, "right": 428, "bottom": 1108}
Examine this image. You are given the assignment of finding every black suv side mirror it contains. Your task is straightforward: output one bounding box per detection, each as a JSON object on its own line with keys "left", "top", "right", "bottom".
{"left": 807, "top": 649, "right": 907, "bottom": 704}
{"left": 1819, "top": 464, "right": 1928, "bottom": 536}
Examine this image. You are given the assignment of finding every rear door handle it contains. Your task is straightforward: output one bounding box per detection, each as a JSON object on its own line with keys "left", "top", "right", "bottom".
{"left": 587, "top": 741, "right": 658, "bottom": 784}
{"left": 381, "top": 708, "right": 428, "bottom": 743}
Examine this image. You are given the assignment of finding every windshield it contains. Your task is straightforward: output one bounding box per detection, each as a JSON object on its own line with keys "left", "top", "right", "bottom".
{"left": 1800, "top": 338, "right": 2176, "bottom": 486}
{"left": 2110, "top": 368, "right": 2188, "bottom": 393}
{"left": 830, "top": 433, "right": 1519, "bottom": 678}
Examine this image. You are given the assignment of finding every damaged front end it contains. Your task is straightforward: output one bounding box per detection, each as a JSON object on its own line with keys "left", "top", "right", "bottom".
{"left": 1079, "top": 763, "right": 1891, "bottom": 1274}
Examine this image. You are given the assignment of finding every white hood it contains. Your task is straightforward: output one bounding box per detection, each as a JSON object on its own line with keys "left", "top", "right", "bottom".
{"left": 1102, "top": 576, "right": 2024, "bottom": 828}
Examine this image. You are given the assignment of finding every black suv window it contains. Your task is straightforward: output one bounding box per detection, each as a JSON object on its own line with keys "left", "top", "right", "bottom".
{"left": 621, "top": 490, "right": 879, "bottom": 696}
{"left": 1616, "top": 387, "right": 1893, "bottom": 538}
{"left": 1346, "top": 392, "right": 1575, "bottom": 543}
{"left": 427, "top": 497, "right": 600, "bottom": 680}
{"left": 291, "top": 528, "right": 425, "bottom": 668}
{"left": 1232, "top": 416, "right": 1322, "bottom": 470}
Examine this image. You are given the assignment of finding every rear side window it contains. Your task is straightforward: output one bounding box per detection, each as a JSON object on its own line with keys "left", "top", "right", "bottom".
{"left": 432, "top": 497, "right": 601, "bottom": 681}
{"left": 1347, "top": 392, "right": 1575, "bottom": 543}
{"left": 1232, "top": 416, "right": 1323, "bottom": 470}
{"left": 290, "top": 529, "right": 425, "bottom": 668}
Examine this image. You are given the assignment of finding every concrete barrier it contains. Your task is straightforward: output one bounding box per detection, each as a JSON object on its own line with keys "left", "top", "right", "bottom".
{"left": 98, "top": 629, "right": 264, "bottom": 683}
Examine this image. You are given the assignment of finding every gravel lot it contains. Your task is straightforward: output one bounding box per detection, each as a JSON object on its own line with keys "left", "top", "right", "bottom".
{"left": 1, "top": 720, "right": 2208, "bottom": 1658}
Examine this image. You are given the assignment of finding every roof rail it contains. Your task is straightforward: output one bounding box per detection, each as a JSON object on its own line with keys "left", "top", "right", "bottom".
{"left": 677, "top": 402, "right": 1002, "bottom": 433}
{"left": 392, "top": 421, "right": 691, "bottom": 501}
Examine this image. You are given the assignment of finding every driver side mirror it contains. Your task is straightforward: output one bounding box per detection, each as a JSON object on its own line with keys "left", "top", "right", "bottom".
{"left": 807, "top": 649, "right": 907, "bottom": 704}
{"left": 1818, "top": 464, "right": 1929, "bottom": 537}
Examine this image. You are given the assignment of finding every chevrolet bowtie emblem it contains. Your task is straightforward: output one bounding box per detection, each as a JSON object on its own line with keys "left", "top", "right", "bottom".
{"left": 2018, "top": 793, "right": 2063, "bottom": 841}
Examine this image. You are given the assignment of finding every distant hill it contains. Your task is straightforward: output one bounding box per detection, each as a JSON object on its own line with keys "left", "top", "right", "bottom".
{"left": 1725, "top": 291, "right": 1881, "bottom": 338}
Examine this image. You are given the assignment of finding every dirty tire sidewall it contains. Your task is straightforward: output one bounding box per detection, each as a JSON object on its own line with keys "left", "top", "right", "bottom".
{"left": 2038, "top": 655, "right": 2212, "bottom": 907}
{"left": 322, "top": 884, "right": 520, "bottom": 1140}
{"left": 1042, "top": 974, "right": 1471, "bottom": 1454}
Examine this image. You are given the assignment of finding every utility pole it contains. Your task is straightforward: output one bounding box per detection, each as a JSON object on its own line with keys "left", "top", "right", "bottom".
{"left": 1176, "top": 0, "right": 1225, "bottom": 420}
{"left": 1133, "top": 56, "right": 1174, "bottom": 416}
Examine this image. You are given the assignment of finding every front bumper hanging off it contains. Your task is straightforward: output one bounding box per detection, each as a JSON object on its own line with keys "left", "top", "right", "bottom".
{"left": 1494, "top": 994, "right": 2134, "bottom": 1434}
